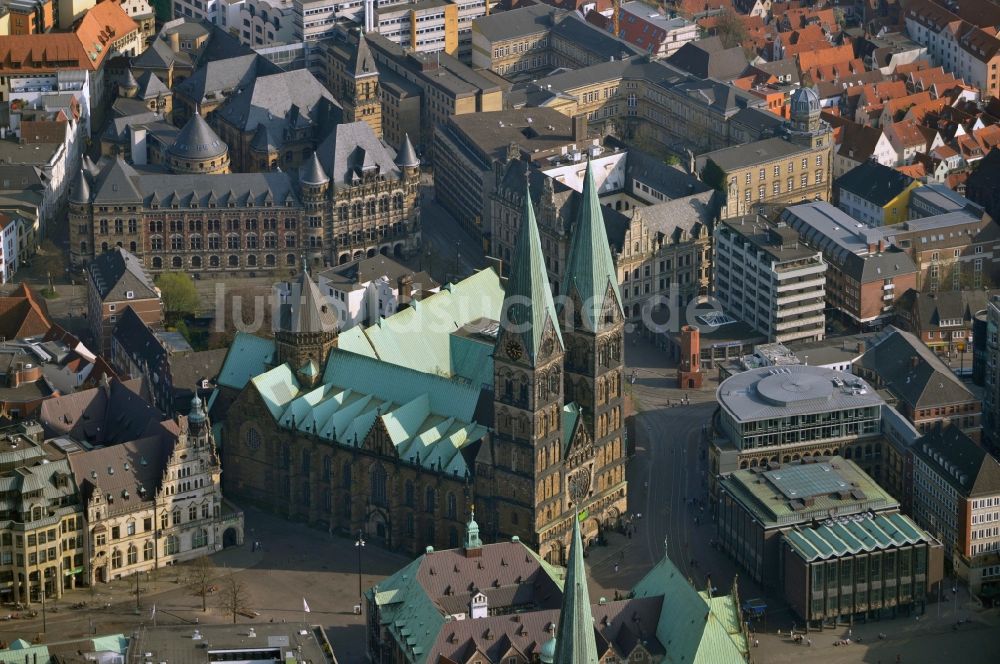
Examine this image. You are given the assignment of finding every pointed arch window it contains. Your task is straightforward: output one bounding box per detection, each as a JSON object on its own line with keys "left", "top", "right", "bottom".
{"left": 371, "top": 463, "right": 387, "bottom": 506}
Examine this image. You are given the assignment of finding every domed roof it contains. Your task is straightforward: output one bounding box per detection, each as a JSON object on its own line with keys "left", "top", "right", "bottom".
{"left": 790, "top": 85, "right": 820, "bottom": 113}
{"left": 168, "top": 112, "right": 227, "bottom": 161}
{"left": 539, "top": 637, "right": 557, "bottom": 664}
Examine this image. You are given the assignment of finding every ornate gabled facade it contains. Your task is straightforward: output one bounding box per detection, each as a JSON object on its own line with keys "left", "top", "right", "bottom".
{"left": 220, "top": 164, "right": 624, "bottom": 562}
{"left": 68, "top": 119, "right": 419, "bottom": 273}
{"left": 68, "top": 394, "right": 242, "bottom": 585}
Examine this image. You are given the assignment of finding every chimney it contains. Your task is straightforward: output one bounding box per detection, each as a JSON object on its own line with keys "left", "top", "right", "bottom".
{"left": 397, "top": 274, "right": 413, "bottom": 306}
{"left": 911, "top": 355, "right": 920, "bottom": 368}
{"left": 168, "top": 31, "right": 180, "bottom": 53}
{"left": 878, "top": 239, "right": 886, "bottom": 252}
{"left": 856, "top": 340, "right": 866, "bottom": 353}
{"left": 573, "top": 115, "right": 587, "bottom": 142}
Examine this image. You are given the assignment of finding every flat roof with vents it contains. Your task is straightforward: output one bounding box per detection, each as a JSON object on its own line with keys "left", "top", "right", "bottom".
{"left": 764, "top": 462, "right": 850, "bottom": 500}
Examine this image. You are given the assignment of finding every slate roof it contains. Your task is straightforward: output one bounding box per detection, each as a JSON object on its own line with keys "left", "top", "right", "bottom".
{"left": 396, "top": 134, "right": 419, "bottom": 169}
{"left": 299, "top": 152, "right": 329, "bottom": 186}
{"left": 136, "top": 71, "right": 170, "bottom": 100}
{"left": 174, "top": 54, "right": 274, "bottom": 105}
{"left": 700, "top": 136, "right": 812, "bottom": 172}
{"left": 857, "top": 326, "right": 976, "bottom": 409}
{"left": 473, "top": 4, "right": 563, "bottom": 42}
{"left": 318, "top": 255, "right": 436, "bottom": 292}
{"left": 0, "top": 284, "right": 51, "bottom": 340}
{"left": 167, "top": 112, "right": 227, "bottom": 161}
{"left": 314, "top": 121, "right": 401, "bottom": 190}
{"left": 90, "top": 158, "right": 301, "bottom": 209}
{"left": 112, "top": 306, "right": 164, "bottom": 376}
{"left": 894, "top": 289, "right": 989, "bottom": 331}
{"left": 277, "top": 264, "right": 338, "bottom": 335}
{"left": 68, "top": 433, "right": 173, "bottom": 516}
{"left": 87, "top": 246, "right": 159, "bottom": 303}
{"left": 38, "top": 378, "right": 163, "bottom": 445}
{"left": 351, "top": 33, "right": 378, "bottom": 77}
{"left": 835, "top": 160, "right": 916, "bottom": 207}
{"left": 216, "top": 69, "right": 340, "bottom": 137}
{"left": 913, "top": 424, "right": 1000, "bottom": 497}
{"left": 667, "top": 37, "right": 748, "bottom": 81}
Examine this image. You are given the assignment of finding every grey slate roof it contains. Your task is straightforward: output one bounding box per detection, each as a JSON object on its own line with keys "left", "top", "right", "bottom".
{"left": 278, "top": 265, "right": 338, "bottom": 335}
{"left": 857, "top": 326, "right": 976, "bottom": 409}
{"left": 913, "top": 424, "right": 1000, "bottom": 497}
{"left": 895, "top": 289, "right": 989, "bottom": 330}
{"left": 168, "top": 112, "right": 227, "bottom": 161}
{"left": 318, "top": 255, "right": 436, "bottom": 292}
{"left": 216, "top": 69, "right": 341, "bottom": 136}
{"left": 314, "top": 121, "right": 401, "bottom": 190}
{"left": 87, "top": 246, "right": 159, "bottom": 303}
{"left": 835, "top": 160, "right": 915, "bottom": 207}
{"left": 69, "top": 168, "right": 90, "bottom": 204}
{"left": 700, "top": 136, "right": 812, "bottom": 172}
{"left": 351, "top": 33, "right": 378, "bottom": 77}
{"left": 299, "top": 152, "right": 329, "bottom": 186}
{"left": 90, "top": 158, "right": 301, "bottom": 209}
{"left": 472, "top": 4, "right": 562, "bottom": 42}
{"left": 666, "top": 36, "right": 748, "bottom": 81}
{"left": 68, "top": 433, "right": 172, "bottom": 515}
{"left": 112, "top": 306, "right": 165, "bottom": 380}
{"left": 396, "top": 134, "right": 419, "bottom": 169}
{"left": 136, "top": 70, "right": 170, "bottom": 100}
{"left": 174, "top": 54, "right": 275, "bottom": 105}
{"left": 38, "top": 378, "right": 162, "bottom": 445}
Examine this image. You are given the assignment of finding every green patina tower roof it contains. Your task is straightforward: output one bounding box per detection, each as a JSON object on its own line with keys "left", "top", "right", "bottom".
{"left": 464, "top": 507, "right": 482, "bottom": 549}
{"left": 502, "top": 180, "right": 563, "bottom": 361}
{"left": 552, "top": 518, "right": 598, "bottom": 664}
{"left": 561, "top": 161, "right": 624, "bottom": 330}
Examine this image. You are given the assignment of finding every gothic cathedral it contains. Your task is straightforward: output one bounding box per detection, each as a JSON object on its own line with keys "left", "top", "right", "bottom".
{"left": 477, "top": 163, "right": 628, "bottom": 563}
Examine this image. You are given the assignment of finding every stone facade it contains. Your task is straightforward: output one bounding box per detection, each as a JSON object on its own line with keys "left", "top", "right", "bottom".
{"left": 68, "top": 122, "right": 420, "bottom": 273}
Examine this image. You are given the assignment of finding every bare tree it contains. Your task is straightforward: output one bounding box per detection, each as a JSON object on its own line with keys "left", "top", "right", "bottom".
{"left": 715, "top": 8, "right": 749, "bottom": 51}
{"left": 187, "top": 556, "right": 216, "bottom": 612}
{"left": 219, "top": 572, "right": 251, "bottom": 624}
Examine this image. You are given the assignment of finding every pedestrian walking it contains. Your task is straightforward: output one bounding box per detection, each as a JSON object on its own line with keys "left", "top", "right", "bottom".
{"left": 807, "top": 639, "right": 812, "bottom": 647}
{"left": 754, "top": 639, "right": 759, "bottom": 648}
{"left": 614, "top": 563, "right": 619, "bottom": 574}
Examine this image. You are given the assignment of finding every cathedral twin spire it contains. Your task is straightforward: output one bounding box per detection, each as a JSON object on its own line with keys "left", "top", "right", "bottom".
{"left": 500, "top": 161, "right": 624, "bottom": 361}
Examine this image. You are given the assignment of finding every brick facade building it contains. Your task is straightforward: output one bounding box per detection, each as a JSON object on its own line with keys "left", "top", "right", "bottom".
{"left": 68, "top": 121, "right": 420, "bottom": 273}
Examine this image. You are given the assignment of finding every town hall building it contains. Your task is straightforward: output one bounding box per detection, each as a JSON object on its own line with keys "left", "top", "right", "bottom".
{"left": 218, "top": 162, "right": 627, "bottom": 562}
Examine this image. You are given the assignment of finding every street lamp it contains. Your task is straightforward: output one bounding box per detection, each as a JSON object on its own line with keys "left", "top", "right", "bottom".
{"left": 355, "top": 531, "right": 366, "bottom": 602}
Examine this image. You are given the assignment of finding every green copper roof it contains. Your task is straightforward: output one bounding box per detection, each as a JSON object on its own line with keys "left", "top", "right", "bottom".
{"left": 562, "top": 403, "right": 581, "bottom": 453}
{"left": 251, "top": 364, "right": 301, "bottom": 419}
{"left": 503, "top": 182, "right": 563, "bottom": 362}
{"left": 783, "top": 513, "right": 933, "bottom": 563}
{"left": 368, "top": 557, "right": 445, "bottom": 664}
{"left": 338, "top": 268, "right": 503, "bottom": 387}
{"left": 561, "top": 161, "right": 624, "bottom": 331}
{"left": 219, "top": 332, "right": 276, "bottom": 389}
{"left": 632, "top": 555, "right": 749, "bottom": 664}
{"left": 553, "top": 518, "right": 598, "bottom": 664}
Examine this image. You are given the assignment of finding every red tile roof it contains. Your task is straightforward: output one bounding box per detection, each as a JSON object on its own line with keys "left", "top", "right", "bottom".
{"left": 0, "top": 0, "right": 138, "bottom": 74}
{"left": 0, "top": 283, "right": 52, "bottom": 340}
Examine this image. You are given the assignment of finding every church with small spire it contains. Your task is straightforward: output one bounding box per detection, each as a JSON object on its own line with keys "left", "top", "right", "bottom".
{"left": 478, "top": 161, "right": 628, "bottom": 563}
{"left": 220, "top": 162, "right": 622, "bottom": 562}
{"left": 365, "top": 511, "right": 751, "bottom": 664}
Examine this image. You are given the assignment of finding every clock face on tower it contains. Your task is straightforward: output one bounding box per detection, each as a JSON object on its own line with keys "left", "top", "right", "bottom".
{"left": 505, "top": 339, "right": 523, "bottom": 361}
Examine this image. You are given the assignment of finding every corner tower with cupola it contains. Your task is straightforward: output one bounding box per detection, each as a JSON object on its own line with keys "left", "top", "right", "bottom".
{"left": 558, "top": 160, "right": 628, "bottom": 550}
{"left": 484, "top": 178, "right": 567, "bottom": 560}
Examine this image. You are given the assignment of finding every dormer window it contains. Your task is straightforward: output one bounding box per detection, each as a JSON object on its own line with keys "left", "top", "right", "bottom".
{"left": 126, "top": 290, "right": 134, "bottom": 299}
